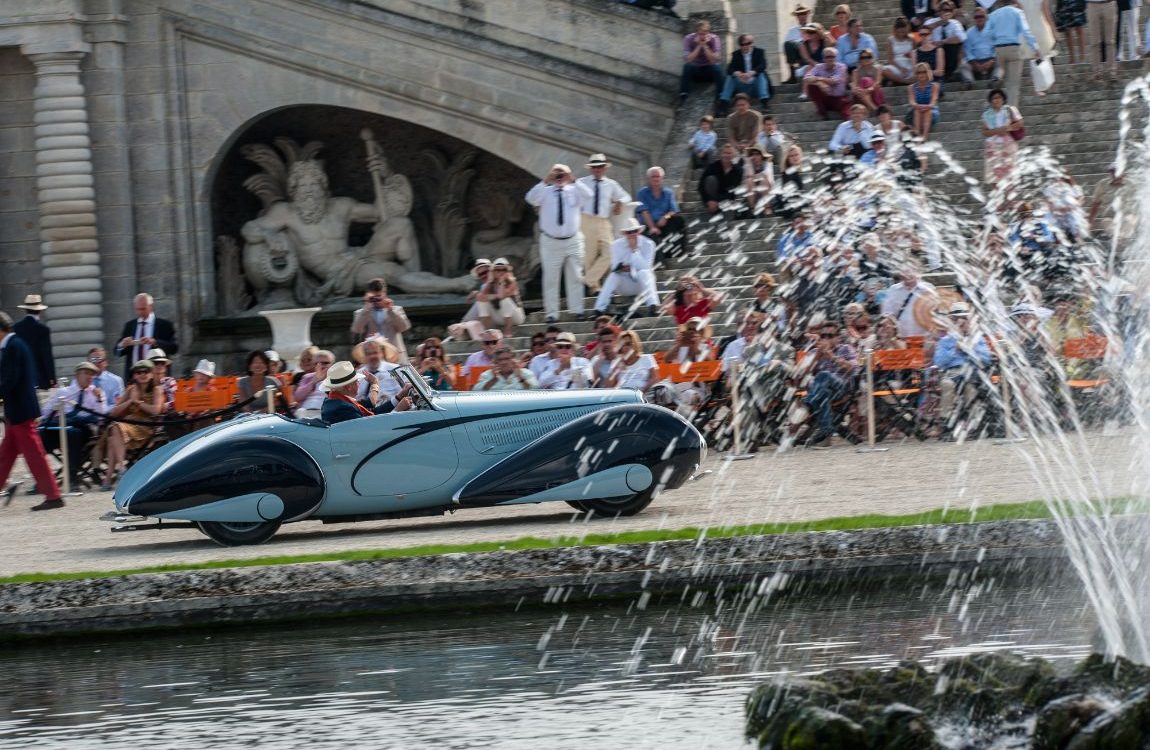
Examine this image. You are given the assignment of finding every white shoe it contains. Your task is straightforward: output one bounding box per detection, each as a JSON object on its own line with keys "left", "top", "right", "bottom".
{"left": 798, "top": 93, "right": 809, "bottom": 101}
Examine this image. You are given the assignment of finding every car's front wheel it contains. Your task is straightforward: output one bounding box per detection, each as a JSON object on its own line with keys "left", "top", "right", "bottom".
{"left": 197, "top": 520, "right": 281, "bottom": 546}
{"left": 566, "top": 490, "right": 656, "bottom": 518}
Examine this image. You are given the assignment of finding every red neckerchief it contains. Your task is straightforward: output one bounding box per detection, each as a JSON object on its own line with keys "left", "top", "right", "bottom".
{"left": 329, "top": 391, "right": 372, "bottom": 416}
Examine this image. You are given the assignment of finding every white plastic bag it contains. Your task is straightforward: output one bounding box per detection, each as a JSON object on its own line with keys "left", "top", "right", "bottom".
{"left": 1031, "top": 58, "right": 1054, "bottom": 94}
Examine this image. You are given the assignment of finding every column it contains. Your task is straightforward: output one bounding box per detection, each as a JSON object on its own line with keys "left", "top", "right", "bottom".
{"left": 29, "top": 51, "right": 103, "bottom": 363}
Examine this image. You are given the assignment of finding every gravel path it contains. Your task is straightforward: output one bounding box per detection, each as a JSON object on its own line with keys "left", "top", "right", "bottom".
{"left": 0, "top": 430, "right": 1139, "bottom": 577}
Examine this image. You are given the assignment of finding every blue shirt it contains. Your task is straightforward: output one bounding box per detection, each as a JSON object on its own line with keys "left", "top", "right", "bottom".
{"left": 635, "top": 185, "right": 678, "bottom": 224}
{"left": 933, "top": 334, "right": 992, "bottom": 371}
{"left": 94, "top": 370, "right": 124, "bottom": 405}
{"left": 776, "top": 229, "right": 812, "bottom": 261}
{"left": 963, "top": 24, "right": 995, "bottom": 60}
{"left": 829, "top": 120, "right": 874, "bottom": 152}
{"left": 985, "top": 6, "right": 1038, "bottom": 51}
{"left": 689, "top": 128, "right": 717, "bottom": 154}
{"left": 836, "top": 32, "right": 879, "bottom": 67}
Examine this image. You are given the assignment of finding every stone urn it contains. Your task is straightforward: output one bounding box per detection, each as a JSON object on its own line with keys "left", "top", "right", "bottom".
{"left": 259, "top": 307, "right": 322, "bottom": 371}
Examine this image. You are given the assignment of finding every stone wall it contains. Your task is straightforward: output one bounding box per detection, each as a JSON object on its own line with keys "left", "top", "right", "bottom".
{"left": 0, "top": 48, "right": 39, "bottom": 314}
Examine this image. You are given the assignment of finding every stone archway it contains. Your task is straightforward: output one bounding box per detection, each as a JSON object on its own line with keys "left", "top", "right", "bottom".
{"left": 208, "top": 105, "right": 538, "bottom": 314}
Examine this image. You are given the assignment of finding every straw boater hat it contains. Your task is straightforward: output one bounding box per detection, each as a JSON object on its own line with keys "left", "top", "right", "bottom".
{"left": 351, "top": 335, "right": 400, "bottom": 365}
{"left": 320, "top": 361, "right": 363, "bottom": 392}
{"left": 146, "top": 347, "right": 169, "bottom": 364}
{"left": 193, "top": 359, "right": 216, "bottom": 377}
{"left": 74, "top": 361, "right": 99, "bottom": 374}
{"left": 586, "top": 153, "right": 610, "bottom": 167}
{"left": 131, "top": 359, "right": 155, "bottom": 372}
{"left": 17, "top": 294, "right": 47, "bottom": 312}
{"left": 471, "top": 258, "right": 492, "bottom": 278}
{"left": 491, "top": 257, "right": 512, "bottom": 269}
{"left": 792, "top": 4, "right": 813, "bottom": 14}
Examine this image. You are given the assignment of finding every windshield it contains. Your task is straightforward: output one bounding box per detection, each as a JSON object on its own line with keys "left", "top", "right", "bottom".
{"left": 393, "top": 363, "right": 440, "bottom": 409}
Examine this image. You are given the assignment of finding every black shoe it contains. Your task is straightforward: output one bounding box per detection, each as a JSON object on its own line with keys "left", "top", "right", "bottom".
{"left": 760, "top": 98, "right": 770, "bottom": 110}
{"left": 31, "top": 498, "right": 65, "bottom": 511}
{"left": 2, "top": 482, "right": 21, "bottom": 507}
{"left": 645, "top": 305, "right": 660, "bottom": 318}
{"left": 806, "top": 430, "right": 832, "bottom": 446}
{"left": 545, "top": 315, "right": 558, "bottom": 324}
{"left": 593, "top": 308, "right": 608, "bottom": 318}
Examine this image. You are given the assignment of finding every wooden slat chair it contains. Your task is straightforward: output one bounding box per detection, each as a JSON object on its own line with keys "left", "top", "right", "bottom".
{"left": 1063, "top": 336, "right": 1109, "bottom": 391}
{"left": 867, "top": 348, "right": 929, "bottom": 442}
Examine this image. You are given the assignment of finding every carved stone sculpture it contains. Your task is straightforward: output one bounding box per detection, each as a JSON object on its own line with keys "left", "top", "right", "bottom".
{"left": 238, "top": 135, "right": 473, "bottom": 307}
{"left": 471, "top": 192, "right": 540, "bottom": 279}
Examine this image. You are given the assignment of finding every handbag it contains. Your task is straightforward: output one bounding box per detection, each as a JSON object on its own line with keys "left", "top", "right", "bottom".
{"left": 1008, "top": 106, "right": 1025, "bottom": 142}
{"left": 1030, "top": 57, "right": 1054, "bottom": 95}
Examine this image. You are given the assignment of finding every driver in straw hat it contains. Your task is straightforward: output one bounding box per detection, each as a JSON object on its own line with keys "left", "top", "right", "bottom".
{"left": 320, "top": 360, "right": 412, "bottom": 425}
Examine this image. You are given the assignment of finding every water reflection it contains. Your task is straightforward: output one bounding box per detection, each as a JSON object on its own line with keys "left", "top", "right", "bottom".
{"left": 0, "top": 572, "right": 1094, "bottom": 749}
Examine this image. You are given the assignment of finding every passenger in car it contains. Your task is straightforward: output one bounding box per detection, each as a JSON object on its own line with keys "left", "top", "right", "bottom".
{"left": 320, "top": 361, "right": 412, "bottom": 425}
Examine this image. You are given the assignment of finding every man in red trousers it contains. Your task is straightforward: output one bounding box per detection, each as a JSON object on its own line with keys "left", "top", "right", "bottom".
{"left": 0, "top": 312, "right": 63, "bottom": 510}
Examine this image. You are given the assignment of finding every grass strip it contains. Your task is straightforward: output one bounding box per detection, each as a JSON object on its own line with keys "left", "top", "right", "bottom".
{"left": 0, "top": 501, "right": 1054, "bottom": 586}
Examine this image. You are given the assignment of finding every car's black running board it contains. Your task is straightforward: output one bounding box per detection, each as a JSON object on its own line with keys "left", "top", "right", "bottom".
{"left": 315, "top": 507, "right": 453, "bottom": 524}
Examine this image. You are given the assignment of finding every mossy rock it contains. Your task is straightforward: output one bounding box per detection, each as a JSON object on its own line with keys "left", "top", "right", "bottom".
{"left": 1032, "top": 694, "right": 1108, "bottom": 750}
{"left": 864, "top": 703, "right": 943, "bottom": 750}
{"left": 781, "top": 706, "right": 867, "bottom": 750}
{"left": 1063, "top": 686, "right": 1150, "bottom": 750}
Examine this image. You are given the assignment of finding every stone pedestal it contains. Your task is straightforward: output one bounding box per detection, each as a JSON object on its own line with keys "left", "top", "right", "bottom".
{"left": 29, "top": 51, "right": 103, "bottom": 362}
{"left": 259, "top": 307, "right": 322, "bottom": 371}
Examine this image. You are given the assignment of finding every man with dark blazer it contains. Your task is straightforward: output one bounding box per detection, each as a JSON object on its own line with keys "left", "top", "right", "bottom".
{"left": 114, "top": 293, "right": 178, "bottom": 377}
{"left": 319, "top": 361, "right": 412, "bottom": 425}
{"left": 718, "top": 33, "right": 771, "bottom": 113}
{"left": 0, "top": 312, "right": 63, "bottom": 510}
{"left": 13, "top": 294, "right": 56, "bottom": 390}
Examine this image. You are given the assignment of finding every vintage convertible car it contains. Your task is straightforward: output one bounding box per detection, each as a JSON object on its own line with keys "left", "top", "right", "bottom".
{"left": 109, "top": 365, "right": 706, "bottom": 545}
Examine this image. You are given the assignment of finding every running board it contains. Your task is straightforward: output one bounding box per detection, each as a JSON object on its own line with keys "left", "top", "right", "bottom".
{"left": 111, "top": 520, "right": 197, "bottom": 532}
{"left": 317, "top": 507, "right": 451, "bottom": 524}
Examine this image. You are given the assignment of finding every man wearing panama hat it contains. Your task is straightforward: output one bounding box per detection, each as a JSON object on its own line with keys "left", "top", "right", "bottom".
{"left": 320, "top": 360, "right": 412, "bottom": 425}
{"left": 783, "top": 4, "right": 815, "bottom": 83}
{"left": 592, "top": 218, "right": 659, "bottom": 319}
{"left": 577, "top": 154, "right": 632, "bottom": 294}
{"left": 13, "top": 294, "right": 55, "bottom": 390}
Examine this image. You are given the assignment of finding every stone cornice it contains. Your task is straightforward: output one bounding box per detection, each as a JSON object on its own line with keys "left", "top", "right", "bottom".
{"left": 288, "top": 0, "right": 678, "bottom": 97}
{"left": 163, "top": 12, "right": 656, "bottom": 165}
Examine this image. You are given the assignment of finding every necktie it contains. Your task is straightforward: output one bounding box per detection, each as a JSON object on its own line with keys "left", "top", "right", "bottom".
{"left": 556, "top": 187, "right": 564, "bottom": 226}
{"left": 593, "top": 179, "right": 601, "bottom": 215}
{"left": 135, "top": 320, "right": 145, "bottom": 363}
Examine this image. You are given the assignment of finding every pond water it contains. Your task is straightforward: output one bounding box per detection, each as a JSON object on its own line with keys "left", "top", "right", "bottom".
{"left": 0, "top": 571, "right": 1096, "bottom": 749}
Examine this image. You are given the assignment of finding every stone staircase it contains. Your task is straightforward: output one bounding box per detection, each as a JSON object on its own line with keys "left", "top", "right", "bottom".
{"left": 438, "top": 5, "right": 1147, "bottom": 363}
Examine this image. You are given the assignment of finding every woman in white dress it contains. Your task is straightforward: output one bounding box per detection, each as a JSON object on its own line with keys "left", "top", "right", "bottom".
{"left": 884, "top": 18, "right": 916, "bottom": 84}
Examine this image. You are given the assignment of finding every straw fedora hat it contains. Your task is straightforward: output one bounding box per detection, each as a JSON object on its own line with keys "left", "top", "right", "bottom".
{"left": 320, "top": 360, "right": 363, "bottom": 391}
{"left": 17, "top": 294, "right": 47, "bottom": 312}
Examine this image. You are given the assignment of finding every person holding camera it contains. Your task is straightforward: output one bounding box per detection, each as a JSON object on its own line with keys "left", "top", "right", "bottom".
{"left": 591, "top": 219, "right": 660, "bottom": 320}
{"left": 526, "top": 163, "right": 593, "bottom": 323}
{"left": 475, "top": 258, "right": 526, "bottom": 338}
{"left": 350, "top": 277, "right": 411, "bottom": 363}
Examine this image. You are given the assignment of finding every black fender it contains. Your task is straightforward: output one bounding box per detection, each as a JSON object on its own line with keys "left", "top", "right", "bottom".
{"left": 454, "top": 404, "right": 704, "bottom": 507}
{"left": 123, "top": 436, "right": 325, "bottom": 521}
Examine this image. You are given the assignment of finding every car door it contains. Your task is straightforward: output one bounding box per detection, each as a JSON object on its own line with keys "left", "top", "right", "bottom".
{"left": 327, "top": 409, "right": 459, "bottom": 497}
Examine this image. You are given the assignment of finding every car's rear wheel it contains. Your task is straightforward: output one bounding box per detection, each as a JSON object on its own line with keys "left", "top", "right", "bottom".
{"left": 197, "top": 520, "right": 281, "bottom": 546}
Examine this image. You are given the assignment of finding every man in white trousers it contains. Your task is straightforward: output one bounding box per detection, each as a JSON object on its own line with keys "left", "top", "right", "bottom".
{"left": 591, "top": 218, "right": 660, "bottom": 319}
{"left": 526, "top": 164, "right": 593, "bottom": 323}
{"left": 577, "top": 153, "right": 632, "bottom": 294}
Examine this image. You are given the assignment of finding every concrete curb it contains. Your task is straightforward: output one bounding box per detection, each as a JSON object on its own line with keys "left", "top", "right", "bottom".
{"left": 0, "top": 519, "right": 1067, "bottom": 638}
